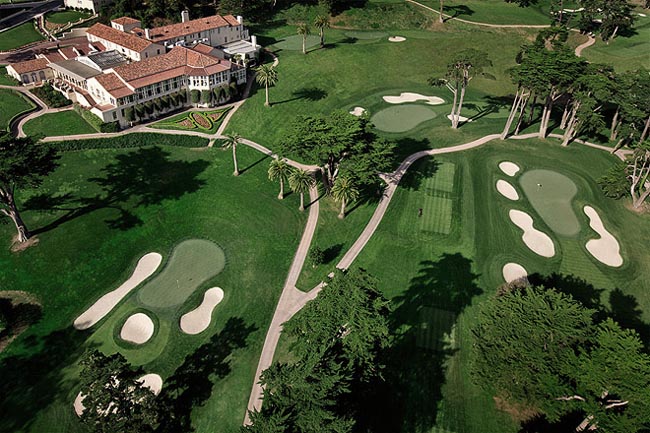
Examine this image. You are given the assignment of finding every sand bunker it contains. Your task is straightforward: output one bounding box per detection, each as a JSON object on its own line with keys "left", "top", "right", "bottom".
{"left": 349, "top": 106, "right": 366, "bottom": 116}
{"left": 74, "top": 253, "right": 162, "bottom": 330}
{"left": 509, "top": 210, "right": 555, "bottom": 258}
{"left": 446, "top": 114, "right": 473, "bottom": 122}
{"left": 180, "top": 287, "right": 224, "bottom": 335}
{"left": 388, "top": 36, "right": 406, "bottom": 42}
{"left": 74, "top": 392, "right": 86, "bottom": 416}
{"left": 499, "top": 161, "right": 520, "bottom": 177}
{"left": 638, "top": 13, "right": 647, "bottom": 17}
{"left": 383, "top": 92, "right": 444, "bottom": 105}
{"left": 583, "top": 206, "right": 623, "bottom": 267}
{"left": 502, "top": 263, "right": 528, "bottom": 283}
{"left": 137, "top": 374, "right": 163, "bottom": 396}
{"left": 496, "top": 180, "right": 519, "bottom": 201}
{"left": 120, "top": 313, "right": 155, "bottom": 344}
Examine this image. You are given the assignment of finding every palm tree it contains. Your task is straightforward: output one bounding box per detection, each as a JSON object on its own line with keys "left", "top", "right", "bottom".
{"left": 331, "top": 176, "right": 359, "bottom": 219}
{"left": 314, "top": 15, "right": 330, "bottom": 48}
{"left": 254, "top": 64, "right": 278, "bottom": 107}
{"left": 268, "top": 158, "right": 292, "bottom": 199}
{"left": 297, "top": 23, "right": 310, "bottom": 54}
{"left": 222, "top": 133, "right": 242, "bottom": 176}
{"left": 289, "top": 168, "right": 315, "bottom": 211}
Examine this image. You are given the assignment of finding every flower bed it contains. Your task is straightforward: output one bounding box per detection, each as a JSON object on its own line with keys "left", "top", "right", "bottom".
{"left": 152, "top": 107, "right": 231, "bottom": 134}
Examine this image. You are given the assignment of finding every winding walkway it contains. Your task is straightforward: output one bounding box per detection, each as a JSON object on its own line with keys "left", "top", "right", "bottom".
{"left": 575, "top": 35, "right": 596, "bottom": 56}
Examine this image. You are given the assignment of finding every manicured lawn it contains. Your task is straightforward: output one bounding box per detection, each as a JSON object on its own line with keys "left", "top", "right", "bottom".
{"left": 151, "top": 108, "right": 231, "bottom": 134}
{"left": 0, "top": 144, "right": 305, "bottom": 433}
{"left": 0, "top": 66, "right": 20, "bottom": 85}
{"left": 23, "top": 110, "right": 97, "bottom": 137}
{"left": 45, "top": 10, "right": 90, "bottom": 24}
{"left": 226, "top": 24, "right": 534, "bottom": 157}
{"left": 581, "top": 14, "right": 650, "bottom": 71}
{"left": 0, "top": 22, "right": 44, "bottom": 51}
{"left": 0, "top": 88, "right": 34, "bottom": 131}
{"left": 344, "top": 138, "right": 650, "bottom": 433}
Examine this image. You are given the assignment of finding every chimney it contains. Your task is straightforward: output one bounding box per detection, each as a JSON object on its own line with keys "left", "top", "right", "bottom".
{"left": 251, "top": 35, "right": 257, "bottom": 47}
{"left": 236, "top": 16, "right": 243, "bottom": 24}
{"left": 145, "top": 28, "right": 150, "bottom": 40}
{"left": 181, "top": 10, "right": 190, "bottom": 23}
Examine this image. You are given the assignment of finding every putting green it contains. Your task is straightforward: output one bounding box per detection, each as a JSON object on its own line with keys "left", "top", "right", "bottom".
{"left": 519, "top": 170, "right": 580, "bottom": 236}
{"left": 137, "top": 239, "right": 226, "bottom": 309}
{"left": 274, "top": 34, "right": 320, "bottom": 51}
{"left": 371, "top": 104, "right": 437, "bottom": 133}
{"left": 344, "top": 31, "right": 388, "bottom": 40}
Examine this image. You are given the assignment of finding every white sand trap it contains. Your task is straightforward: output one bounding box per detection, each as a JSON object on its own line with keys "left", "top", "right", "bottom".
{"left": 562, "top": 7, "right": 584, "bottom": 12}
{"left": 180, "top": 287, "right": 224, "bottom": 335}
{"left": 583, "top": 206, "right": 623, "bottom": 267}
{"left": 74, "top": 253, "right": 162, "bottom": 330}
{"left": 509, "top": 210, "right": 556, "bottom": 257}
{"left": 120, "top": 313, "right": 155, "bottom": 344}
{"left": 383, "top": 92, "right": 444, "bottom": 105}
{"left": 137, "top": 374, "right": 163, "bottom": 396}
{"left": 388, "top": 36, "right": 406, "bottom": 42}
{"left": 638, "top": 13, "right": 647, "bottom": 17}
{"left": 502, "top": 263, "right": 528, "bottom": 283}
{"left": 499, "top": 161, "right": 520, "bottom": 177}
{"left": 349, "top": 106, "right": 366, "bottom": 116}
{"left": 446, "top": 114, "right": 473, "bottom": 122}
{"left": 73, "top": 392, "right": 86, "bottom": 416}
{"left": 496, "top": 180, "right": 519, "bottom": 201}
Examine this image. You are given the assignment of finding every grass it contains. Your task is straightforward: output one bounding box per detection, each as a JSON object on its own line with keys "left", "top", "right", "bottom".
{"left": 580, "top": 14, "right": 650, "bottom": 71}
{"left": 136, "top": 239, "right": 226, "bottom": 309}
{"left": 371, "top": 104, "right": 439, "bottom": 133}
{"left": 226, "top": 23, "right": 536, "bottom": 157}
{"left": 0, "top": 88, "right": 34, "bottom": 131}
{"left": 0, "top": 143, "right": 305, "bottom": 433}
{"left": 151, "top": 108, "right": 231, "bottom": 134}
{"left": 0, "top": 22, "right": 44, "bottom": 51}
{"left": 45, "top": 10, "right": 90, "bottom": 25}
{"left": 345, "top": 138, "right": 650, "bottom": 432}
{"left": 0, "top": 66, "right": 20, "bottom": 86}
{"left": 23, "top": 110, "right": 97, "bottom": 137}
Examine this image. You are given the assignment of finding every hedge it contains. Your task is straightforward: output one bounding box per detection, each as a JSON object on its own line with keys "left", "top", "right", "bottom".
{"left": 50, "top": 133, "right": 209, "bottom": 151}
{"left": 31, "top": 84, "right": 71, "bottom": 108}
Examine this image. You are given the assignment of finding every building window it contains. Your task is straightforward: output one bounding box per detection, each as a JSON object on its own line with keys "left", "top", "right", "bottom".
{"left": 112, "top": 112, "right": 117, "bottom": 120}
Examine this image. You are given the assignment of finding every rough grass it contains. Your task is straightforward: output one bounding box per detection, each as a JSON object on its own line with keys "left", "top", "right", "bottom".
{"left": 23, "top": 110, "right": 96, "bottom": 137}
{"left": 0, "top": 66, "right": 20, "bottom": 85}
{"left": 45, "top": 10, "right": 89, "bottom": 24}
{"left": 0, "top": 89, "right": 34, "bottom": 131}
{"left": 349, "top": 138, "right": 650, "bottom": 433}
{"left": 0, "top": 144, "right": 305, "bottom": 433}
{"left": 0, "top": 22, "right": 44, "bottom": 51}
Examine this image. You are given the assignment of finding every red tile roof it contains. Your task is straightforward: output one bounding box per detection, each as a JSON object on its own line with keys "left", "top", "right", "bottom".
{"left": 148, "top": 14, "right": 240, "bottom": 42}
{"left": 87, "top": 23, "right": 154, "bottom": 52}
{"left": 94, "top": 73, "right": 134, "bottom": 98}
{"left": 113, "top": 46, "right": 230, "bottom": 88}
{"left": 9, "top": 58, "right": 49, "bottom": 74}
{"left": 191, "top": 43, "right": 216, "bottom": 55}
{"left": 59, "top": 47, "right": 79, "bottom": 60}
{"left": 111, "top": 16, "right": 140, "bottom": 26}
{"left": 39, "top": 52, "right": 65, "bottom": 63}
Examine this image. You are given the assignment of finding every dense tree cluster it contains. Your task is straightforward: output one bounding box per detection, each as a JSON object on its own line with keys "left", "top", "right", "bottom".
{"left": 244, "top": 269, "right": 391, "bottom": 433}
{"left": 472, "top": 286, "right": 650, "bottom": 432}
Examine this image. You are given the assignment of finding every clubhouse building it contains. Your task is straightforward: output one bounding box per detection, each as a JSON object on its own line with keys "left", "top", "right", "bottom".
{"left": 7, "top": 11, "right": 261, "bottom": 127}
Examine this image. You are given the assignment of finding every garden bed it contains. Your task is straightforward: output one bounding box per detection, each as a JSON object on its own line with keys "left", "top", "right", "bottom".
{"left": 151, "top": 108, "right": 232, "bottom": 134}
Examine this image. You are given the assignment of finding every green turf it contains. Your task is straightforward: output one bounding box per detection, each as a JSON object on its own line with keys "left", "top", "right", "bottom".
{"left": 347, "top": 138, "right": 650, "bottom": 433}
{"left": 0, "top": 144, "right": 305, "bottom": 433}
{"left": 273, "top": 34, "right": 321, "bottom": 51}
{"left": 0, "top": 66, "right": 20, "bottom": 85}
{"left": 0, "top": 22, "right": 44, "bottom": 51}
{"left": 45, "top": 10, "right": 90, "bottom": 24}
{"left": 23, "top": 110, "right": 97, "bottom": 137}
{"left": 137, "top": 239, "right": 226, "bottom": 309}
{"left": 371, "top": 104, "right": 438, "bottom": 132}
{"left": 0, "top": 88, "right": 34, "bottom": 131}
{"left": 580, "top": 15, "right": 650, "bottom": 71}
{"left": 519, "top": 169, "right": 580, "bottom": 237}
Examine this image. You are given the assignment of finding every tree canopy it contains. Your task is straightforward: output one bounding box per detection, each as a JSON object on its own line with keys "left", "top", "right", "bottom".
{"left": 472, "top": 286, "right": 650, "bottom": 432}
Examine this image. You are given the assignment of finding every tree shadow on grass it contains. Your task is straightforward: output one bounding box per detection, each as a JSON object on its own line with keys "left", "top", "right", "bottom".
{"left": 359, "top": 254, "right": 482, "bottom": 433}
{"left": 400, "top": 157, "right": 440, "bottom": 191}
{"left": 28, "top": 146, "right": 209, "bottom": 235}
{"left": 158, "top": 317, "right": 257, "bottom": 433}
{"left": 0, "top": 327, "right": 96, "bottom": 433}
{"left": 239, "top": 154, "right": 270, "bottom": 176}
{"left": 444, "top": 5, "right": 475, "bottom": 21}
{"left": 273, "top": 87, "right": 328, "bottom": 105}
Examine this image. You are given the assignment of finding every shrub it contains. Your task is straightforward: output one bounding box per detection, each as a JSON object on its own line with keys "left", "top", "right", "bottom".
{"left": 125, "top": 106, "right": 135, "bottom": 122}
{"left": 190, "top": 89, "right": 200, "bottom": 104}
{"left": 31, "top": 84, "right": 71, "bottom": 108}
{"left": 50, "top": 133, "right": 208, "bottom": 150}
{"left": 598, "top": 163, "right": 629, "bottom": 199}
{"left": 308, "top": 246, "right": 325, "bottom": 268}
{"left": 99, "top": 121, "right": 119, "bottom": 133}
{"left": 201, "top": 89, "right": 212, "bottom": 104}
{"left": 153, "top": 97, "right": 163, "bottom": 112}
{"left": 144, "top": 101, "right": 154, "bottom": 114}
{"left": 161, "top": 95, "right": 170, "bottom": 109}
{"left": 135, "top": 104, "right": 145, "bottom": 119}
